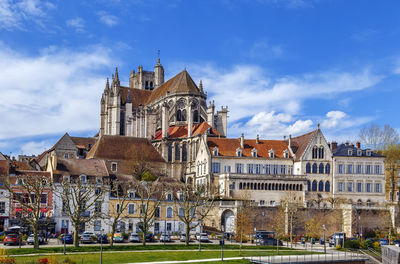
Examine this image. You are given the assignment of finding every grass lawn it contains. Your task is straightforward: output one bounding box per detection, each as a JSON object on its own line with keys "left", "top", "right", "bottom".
{"left": 5, "top": 244, "right": 296, "bottom": 255}
{"left": 12, "top": 249, "right": 313, "bottom": 264}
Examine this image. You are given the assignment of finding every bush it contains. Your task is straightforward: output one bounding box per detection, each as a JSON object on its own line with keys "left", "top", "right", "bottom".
{"left": 361, "top": 239, "right": 373, "bottom": 249}
{"left": 336, "top": 244, "right": 341, "bottom": 250}
{"left": 21, "top": 234, "right": 28, "bottom": 241}
{"left": 0, "top": 235, "right": 5, "bottom": 242}
{"left": 344, "top": 240, "right": 360, "bottom": 249}
{"left": 373, "top": 241, "right": 381, "bottom": 250}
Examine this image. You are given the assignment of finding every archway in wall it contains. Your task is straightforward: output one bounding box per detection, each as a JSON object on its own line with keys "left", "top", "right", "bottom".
{"left": 221, "top": 209, "right": 235, "bottom": 233}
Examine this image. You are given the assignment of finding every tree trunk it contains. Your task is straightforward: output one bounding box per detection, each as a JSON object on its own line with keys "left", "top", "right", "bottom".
{"left": 185, "top": 223, "right": 190, "bottom": 246}
{"left": 110, "top": 221, "right": 116, "bottom": 247}
{"left": 73, "top": 223, "right": 80, "bottom": 248}
{"left": 142, "top": 222, "right": 147, "bottom": 246}
{"left": 239, "top": 231, "right": 243, "bottom": 256}
{"left": 33, "top": 221, "right": 39, "bottom": 250}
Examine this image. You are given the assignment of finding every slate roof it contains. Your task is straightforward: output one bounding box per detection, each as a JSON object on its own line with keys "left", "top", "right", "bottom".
{"left": 55, "top": 158, "right": 109, "bottom": 177}
{"left": 290, "top": 129, "right": 318, "bottom": 161}
{"left": 333, "top": 143, "right": 384, "bottom": 157}
{"left": 86, "top": 135, "right": 165, "bottom": 162}
{"left": 120, "top": 86, "right": 152, "bottom": 107}
{"left": 207, "top": 138, "right": 291, "bottom": 158}
{"left": 153, "top": 122, "right": 220, "bottom": 140}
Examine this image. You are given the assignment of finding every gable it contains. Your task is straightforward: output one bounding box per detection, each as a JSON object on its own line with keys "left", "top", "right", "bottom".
{"left": 300, "top": 129, "right": 332, "bottom": 161}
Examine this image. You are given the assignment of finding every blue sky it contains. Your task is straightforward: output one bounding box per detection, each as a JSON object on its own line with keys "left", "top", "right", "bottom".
{"left": 1, "top": 0, "right": 400, "bottom": 156}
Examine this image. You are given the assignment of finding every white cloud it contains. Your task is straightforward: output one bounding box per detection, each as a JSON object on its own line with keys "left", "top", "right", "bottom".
{"left": 97, "top": 11, "right": 118, "bottom": 27}
{"left": 0, "top": 0, "right": 54, "bottom": 30}
{"left": 0, "top": 44, "right": 112, "bottom": 140}
{"left": 249, "top": 41, "right": 283, "bottom": 59}
{"left": 66, "top": 17, "right": 85, "bottom": 33}
{"left": 21, "top": 140, "right": 52, "bottom": 155}
{"left": 242, "top": 111, "right": 314, "bottom": 138}
{"left": 320, "top": 110, "right": 372, "bottom": 131}
{"left": 187, "top": 64, "right": 382, "bottom": 124}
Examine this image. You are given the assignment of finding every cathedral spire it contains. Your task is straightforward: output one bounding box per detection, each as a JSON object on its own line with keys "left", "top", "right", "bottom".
{"left": 199, "top": 80, "right": 203, "bottom": 93}
{"left": 104, "top": 78, "right": 110, "bottom": 93}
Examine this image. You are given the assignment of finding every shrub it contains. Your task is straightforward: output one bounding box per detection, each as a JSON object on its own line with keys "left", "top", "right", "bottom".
{"left": 373, "top": 241, "right": 381, "bottom": 250}
{"left": 22, "top": 234, "right": 28, "bottom": 241}
{"left": 362, "top": 239, "right": 373, "bottom": 249}
{"left": 336, "top": 244, "right": 341, "bottom": 250}
{"left": 344, "top": 240, "right": 360, "bottom": 249}
{"left": 0, "top": 235, "right": 4, "bottom": 242}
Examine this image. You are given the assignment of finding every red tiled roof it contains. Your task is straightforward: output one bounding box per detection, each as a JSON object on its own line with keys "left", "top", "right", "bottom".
{"left": 153, "top": 122, "right": 220, "bottom": 140}
{"left": 290, "top": 130, "right": 318, "bottom": 161}
{"left": 207, "top": 138, "right": 291, "bottom": 158}
{"left": 0, "top": 161, "right": 8, "bottom": 175}
{"left": 10, "top": 161, "right": 34, "bottom": 171}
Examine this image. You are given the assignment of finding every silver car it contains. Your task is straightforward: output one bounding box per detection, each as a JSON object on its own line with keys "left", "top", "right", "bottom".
{"left": 27, "top": 234, "right": 44, "bottom": 245}
{"left": 160, "top": 233, "right": 171, "bottom": 242}
{"left": 129, "top": 233, "right": 140, "bottom": 243}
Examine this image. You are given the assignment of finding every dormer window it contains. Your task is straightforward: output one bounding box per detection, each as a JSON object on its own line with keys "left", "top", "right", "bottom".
{"left": 366, "top": 150, "right": 371, "bottom": 156}
{"left": 80, "top": 175, "right": 87, "bottom": 184}
{"left": 213, "top": 147, "right": 219, "bottom": 156}
{"left": 348, "top": 149, "right": 353, "bottom": 156}
{"left": 111, "top": 163, "right": 117, "bottom": 172}
{"left": 357, "top": 150, "right": 362, "bottom": 156}
{"left": 251, "top": 148, "right": 257, "bottom": 157}
{"left": 283, "top": 150, "right": 289, "bottom": 159}
{"left": 167, "top": 193, "right": 172, "bottom": 201}
{"left": 236, "top": 148, "right": 242, "bottom": 157}
{"left": 269, "top": 149, "right": 275, "bottom": 158}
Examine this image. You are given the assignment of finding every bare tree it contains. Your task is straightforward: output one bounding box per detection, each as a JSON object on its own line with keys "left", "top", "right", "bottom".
{"left": 171, "top": 183, "right": 216, "bottom": 246}
{"left": 108, "top": 177, "right": 135, "bottom": 247}
{"left": 235, "top": 199, "right": 253, "bottom": 255}
{"left": 383, "top": 144, "right": 400, "bottom": 203}
{"left": 54, "top": 177, "right": 107, "bottom": 247}
{"left": 134, "top": 179, "right": 165, "bottom": 246}
{"left": 281, "top": 191, "right": 303, "bottom": 248}
{"left": 359, "top": 123, "right": 399, "bottom": 151}
{"left": 4, "top": 172, "right": 52, "bottom": 249}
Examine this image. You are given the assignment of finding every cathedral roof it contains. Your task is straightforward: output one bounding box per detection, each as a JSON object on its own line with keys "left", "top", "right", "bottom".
{"left": 146, "top": 70, "right": 201, "bottom": 104}
{"left": 290, "top": 129, "right": 318, "bottom": 161}
{"left": 120, "top": 87, "right": 152, "bottom": 107}
{"left": 207, "top": 138, "right": 291, "bottom": 158}
{"left": 86, "top": 135, "right": 165, "bottom": 162}
{"left": 153, "top": 122, "right": 220, "bottom": 140}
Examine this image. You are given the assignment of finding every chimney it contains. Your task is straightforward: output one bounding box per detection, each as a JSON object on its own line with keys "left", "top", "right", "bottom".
{"left": 240, "top": 133, "right": 244, "bottom": 149}
{"left": 288, "top": 135, "right": 292, "bottom": 149}
{"left": 356, "top": 142, "right": 361, "bottom": 149}
{"left": 256, "top": 134, "right": 259, "bottom": 144}
{"left": 345, "top": 141, "right": 349, "bottom": 146}
{"left": 331, "top": 141, "right": 338, "bottom": 152}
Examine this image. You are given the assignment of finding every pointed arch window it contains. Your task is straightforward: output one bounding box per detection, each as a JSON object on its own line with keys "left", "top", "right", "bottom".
{"left": 176, "top": 110, "right": 182, "bottom": 121}
{"left": 325, "top": 181, "right": 330, "bottom": 192}
{"left": 182, "top": 143, "right": 187, "bottom": 162}
{"left": 325, "top": 164, "right": 330, "bottom": 174}
{"left": 319, "top": 163, "right": 324, "bottom": 174}
{"left": 306, "top": 163, "right": 311, "bottom": 173}
{"left": 312, "top": 147, "right": 318, "bottom": 159}
{"left": 175, "top": 144, "right": 180, "bottom": 161}
{"left": 319, "top": 147, "right": 324, "bottom": 159}
{"left": 312, "top": 163, "right": 317, "bottom": 173}
{"left": 193, "top": 110, "right": 199, "bottom": 123}
{"left": 312, "top": 180, "right": 317, "bottom": 191}
{"left": 181, "top": 109, "right": 187, "bottom": 121}
{"left": 318, "top": 181, "right": 324, "bottom": 192}
{"left": 307, "top": 180, "right": 311, "bottom": 191}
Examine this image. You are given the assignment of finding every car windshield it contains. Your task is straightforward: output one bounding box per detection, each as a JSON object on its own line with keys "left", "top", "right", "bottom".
{"left": 7, "top": 234, "right": 17, "bottom": 238}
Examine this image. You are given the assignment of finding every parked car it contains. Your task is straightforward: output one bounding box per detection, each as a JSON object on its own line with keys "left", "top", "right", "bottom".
{"left": 80, "top": 233, "right": 94, "bottom": 244}
{"left": 145, "top": 233, "right": 155, "bottom": 242}
{"left": 4, "top": 234, "right": 21, "bottom": 246}
{"left": 380, "top": 239, "right": 389, "bottom": 246}
{"left": 62, "top": 234, "right": 73, "bottom": 244}
{"left": 27, "top": 234, "right": 44, "bottom": 245}
{"left": 97, "top": 234, "right": 108, "bottom": 243}
{"left": 160, "top": 233, "right": 171, "bottom": 242}
{"left": 256, "top": 236, "right": 283, "bottom": 246}
{"left": 180, "top": 233, "right": 193, "bottom": 242}
{"left": 113, "top": 233, "right": 124, "bottom": 243}
{"left": 129, "top": 233, "right": 140, "bottom": 243}
{"left": 196, "top": 233, "right": 209, "bottom": 242}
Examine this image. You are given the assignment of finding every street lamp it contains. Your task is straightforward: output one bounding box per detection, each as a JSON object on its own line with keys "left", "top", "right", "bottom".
{"left": 100, "top": 228, "right": 104, "bottom": 264}
{"left": 322, "top": 224, "right": 326, "bottom": 254}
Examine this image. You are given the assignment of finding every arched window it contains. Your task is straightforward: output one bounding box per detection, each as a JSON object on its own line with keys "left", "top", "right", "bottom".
{"left": 193, "top": 110, "right": 199, "bottom": 123}
{"left": 181, "top": 109, "right": 187, "bottom": 121}
{"left": 319, "top": 163, "right": 324, "bottom": 174}
{"left": 318, "top": 181, "right": 324, "bottom": 192}
{"left": 167, "top": 207, "right": 173, "bottom": 218}
{"left": 319, "top": 147, "right": 324, "bottom": 159}
{"left": 312, "top": 180, "right": 317, "bottom": 191}
{"left": 366, "top": 200, "right": 371, "bottom": 207}
{"left": 357, "top": 199, "right": 362, "bottom": 207}
{"left": 307, "top": 180, "right": 311, "bottom": 191}
{"left": 312, "top": 163, "right": 317, "bottom": 173}
{"left": 182, "top": 144, "right": 187, "bottom": 162}
{"left": 325, "top": 181, "right": 330, "bottom": 192}
{"left": 312, "top": 147, "right": 318, "bottom": 159}
{"left": 306, "top": 163, "right": 311, "bottom": 173}
{"left": 325, "top": 164, "right": 330, "bottom": 174}
{"left": 176, "top": 109, "right": 182, "bottom": 121}
{"left": 268, "top": 183, "right": 271, "bottom": 190}
{"left": 261, "top": 183, "right": 264, "bottom": 189}
{"left": 175, "top": 144, "right": 180, "bottom": 161}
{"left": 300, "top": 185, "right": 303, "bottom": 191}
{"left": 239, "top": 183, "right": 242, "bottom": 190}
{"left": 168, "top": 144, "right": 172, "bottom": 162}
